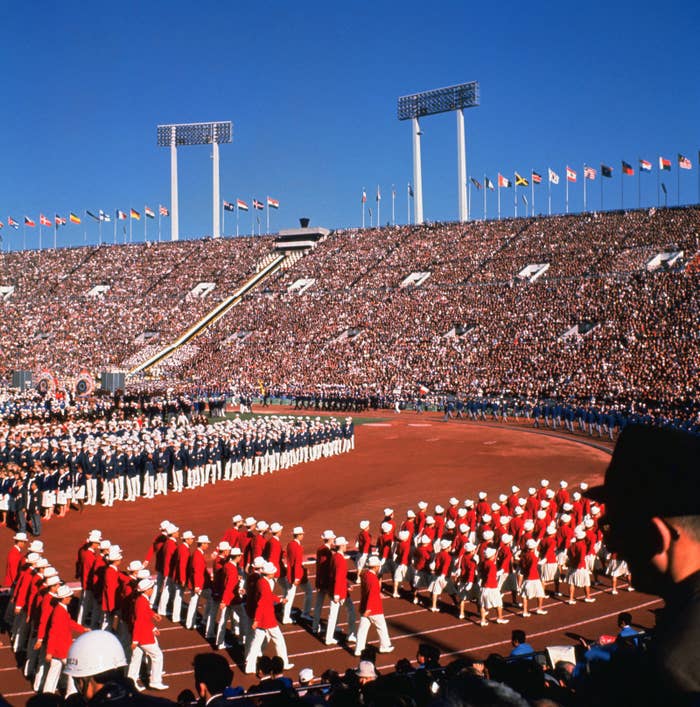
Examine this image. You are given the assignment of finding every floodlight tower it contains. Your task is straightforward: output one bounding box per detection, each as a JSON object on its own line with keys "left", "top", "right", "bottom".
{"left": 157, "top": 121, "right": 233, "bottom": 240}
{"left": 398, "top": 82, "right": 479, "bottom": 224}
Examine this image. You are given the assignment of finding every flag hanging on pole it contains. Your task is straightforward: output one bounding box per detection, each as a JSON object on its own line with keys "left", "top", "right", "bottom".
{"left": 159, "top": 205, "right": 169, "bottom": 216}
{"left": 99, "top": 210, "right": 111, "bottom": 222}
{"left": 408, "top": 184, "right": 414, "bottom": 197}
{"left": 661, "top": 183, "right": 667, "bottom": 194}
{"left": 130, "top": 208, "right": 141, "bottom": 220}
{"left": 584, "top": 166, "right": 597, "bottom": 180}
{"left": 548, "top": 168, "right": 560, "bottom": 184}
{"left": 252, "top": 199, "right": 264, "bottom": 210}
{"left": 267, "top": 197, "right": 279, "bottom": 209}
{"left": 86, "top": 210, "right": 100, "bottom": 222}
{"left": 531, "top": 171, "right": 542, "bottom": 184}
{"left": 659, "top": 156, "right": 672, "bottom": 171}
{"left": 55, "top": 215, "right": 66, "bottom": 226}
{"left": 8, "top": 216, "right": 19, "bottom": 228}
{"left": 622, "top": 161, "right": 634, "bottom": 176}
{"left": 116, "top": 210, "right": 128, "bottom": 220}
{"left": 515, "top": 172, "right": 529, "bottom": 187}
{"left": 223, "top": 200, "right": 235, "bottom": 211}
{"left": 678, "top": 154, "right": 692, "bottom": 170}
{"left": 498, "top": 173, "right": 511, "bottom": 188}
{"left": 362, "top": 189, "right": 367, "bottom": 203}
{"left": 601, "top": 164, "right": 613, "bottom": 178}
{"left": 144, "top": 206, "right": 155, "bottom": 219}
{"left": 39, "top": 214, "right": 52, "bottom": 227}
{"left": 69, "top": 212, "right": 81, "bottom": 224}
{"left": 566, "top": 167, "right": 577, "bottom": 182}
{"left": 484, "top": 177, "right": 495, "bottom": 190}
{"left": 470, "top": 177, "right": 482, "bottom": 190}
{"left": 24, "top": 216, "right": 36, "bottom": 227}
{"left": 376, "top": 186, "right": 381, "bottom": 201}
{"left": 639, "top": 159, "right": 652, "bottom": 172}
{"left": 237, "top": 199, "right": 249, "bottom": 212}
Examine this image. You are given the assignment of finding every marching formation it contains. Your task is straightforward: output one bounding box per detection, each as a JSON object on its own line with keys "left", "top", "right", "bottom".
{"left": 2, "top": 474, "right": 628, "bottom": 699}
{"left": 0, "top": 413, "right": 354, "bottom": 534}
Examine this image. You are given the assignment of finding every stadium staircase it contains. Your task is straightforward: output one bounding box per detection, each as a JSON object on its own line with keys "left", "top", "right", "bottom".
{"left": 127, "top": 251, "right": 290, "bottom": 376}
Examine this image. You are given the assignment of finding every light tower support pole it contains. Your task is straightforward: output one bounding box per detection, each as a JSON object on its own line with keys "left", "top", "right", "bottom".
{"left": 212, "top": 140, "right": 221, "bottom": 238}
{"left": 456, "top": 109, "right": 467, "bottom": 221}
{"left": 412, "top": 118, "right": 424, "bottom": 225}
{"left": 170, "top": 127, "right": 179, "bottom": 241}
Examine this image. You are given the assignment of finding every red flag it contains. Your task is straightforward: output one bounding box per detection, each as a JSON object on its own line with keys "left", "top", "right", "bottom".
{"left": 24, "top": 216, "right": 36, "bottom": 227}
{"left": 39, "top": 214, "right": 52, "bottom": 227}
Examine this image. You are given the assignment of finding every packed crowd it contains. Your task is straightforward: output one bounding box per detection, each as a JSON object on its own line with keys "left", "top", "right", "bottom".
{"left": 2, "top": 475, "right": 632, "bottom": 703}
{"left": 0, "top": 411, "right": 354, "bottom": 535}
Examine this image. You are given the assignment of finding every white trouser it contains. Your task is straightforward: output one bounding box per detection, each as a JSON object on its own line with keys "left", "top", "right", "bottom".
{"left": 173, "top": 469, "right": 184, "bottom": 492}
{"left": 216, "top": 603, "right": 250, "bottom": 646}
{"left": 86, "top": 478, "right": 98, "bottom": 505}
{"left": 283, "top": 580, "right": 312, "bottom": 622}
{"left": 43, "top": 658, "right": 77, "bottom": 696}
{"left": 143, "top": 474, "right": 155, "bottom": 498}
{"left": 115, "top": 475, "right": 125, "bottom": 500}
{"left": 32, "top": 645, "right": 47, "bottom": 691}
{"left": 325, "top": 596, "right": 357, "bottom": 644}
{"left": 355, "top": 613, "right": 392, "bottom": 655}
{"left": 185, "top": 588, "right": 214, "bottom": 634}
{"left": 157, "top": 577, "right": 174, "bottom": 616}
{"left": 244, "top": 625, "right": 290, "bottom": 674}
{"left": 102, "top": 479, "right": 114, "bottom": 506}
{"left": 171, "top": 582, "right": 185, "bottom": 623}
{"left": 128, "top": 641, "right": 164, "bottom": 686}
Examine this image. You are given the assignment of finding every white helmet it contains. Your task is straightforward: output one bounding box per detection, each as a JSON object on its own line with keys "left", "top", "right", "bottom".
{"left": 64, "top": 630, "right": 127, "bottom": 677}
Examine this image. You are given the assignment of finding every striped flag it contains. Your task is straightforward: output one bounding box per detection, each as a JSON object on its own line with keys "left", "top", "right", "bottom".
{"left": 678, "top": 154, "right": 692, "bottom": 170}
{"left": 25, "top": 216, "right": 36, "bottom": 227}
{"left": 484, "top": 177, "right": 495, "bottom": 190}
{"left": 144, "top": 206, "right": 155, "bottom": 219}
{"left": 69, "top": 213, "right": 81, "bottom": 224}
{"left": 55, "top": 215, "right": 66, "bottom": 226}
{"left": 531, "top": 171, "right": 542, "bottom": 184}
{"left": 39, "top": 214, "right": 52, "bottom": 227}
{"left": 252, "top": 199, "right": 264, "bottom": 210}
{"left": 639, "top": 159, "right": 652, "bottom": 172}
{"left": 223, "top": 200, "right": 235, "bottom": 211}
{"left": 86, "top": 210, "right": 100, "bottom": 222}
{"left": 237, "top": 199, "right": 249, "bottom": 212}
{"left": 622, "top": 161, "right": 634, "bottom": 176}
{"left": 498, "top": 173, "right": 511, "bottom": 188}
{"left": 117, "top": 210, "right": 128, "bottom": 220}
{"left": 659, "top": 156, "right": 672, "bottom": 171}
{"left": 548, "top": 168, "right": 560, "bottom": 185}
{"left": 584, "top": 166, "right": 597, "bottom": 180}
{"left": 159, "top": 205, "right": 169, "bottom": 216}
{"left": 130, "top": 208, "right": 141, "bottom": 220}
{"left": 470, "top": 177, "right": 482, "bottom": 190}
{"left": 8, "top": 216, "right": 19, "bottom": 228}
{"left": 566, "top": 167, "right": 577, "bottom": 182}
{"left": 267, "top": 197, "right": 279, "bottom": 209}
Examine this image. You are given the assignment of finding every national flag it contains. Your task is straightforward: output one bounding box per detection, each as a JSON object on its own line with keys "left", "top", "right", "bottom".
{"left": 159, "top": 205, "right": 169, "bottom": 216}
{"left": 99, "top": 210, "right": 111, "bottom": 222}
{"left": 601, "top": 164, "right": 613, "bottom": 178}
{"left": 362, "top": 189, "right": 367, "bottom": 203}
{"left": 130, "top": 208, "right": 141, "bottom": 220}
{"left": 267, "top": 197, "right": 279, "bottom": 209}
{"left": 8, "top": 216, "right": 19, "bottom": 228}
{"left": 498, "top": 173, "right": 511, "bottom": 188}
{"left": 678, "top": 154, "right": 692, "bottom": 170}
{"left": 0, "top": 221, "right": 3, "bottom": 229}
{"left": 661, "top": 183, "right": 667, "bottom": 195}
{"left": 223, "top": 200, "right": 235, "bottom": 212}
{"left": 584, "top": 166, "right": 596, "bottom": 180}
{"left": 117, "top": 210, "right": 128, "bottom": 220}
{"left": 470, "top": 177, "right": 482, "bottom": 190}
{"left": 418, "top": 384, "right": 429, "bottom": 396}
{"left": 548, "top": 168, "right": 559, "bottom": 185}
{"left": 659, "top": 156, "right": 671, "bottom": 171}
{"left": 86, "top": 210, "right": 100, "bottom": 222}
{"left": 531, "top": 171, "right": 542, "bottom": 184}
{"left": 621, "top": 161, "right": 634, "bottom": 176}
{"left": 408, "top": 184, "right": 414, "bottom": 197}
{"left": 566, "top": 167, "right": 577, "bottom": 182}
{"left": 515, "top": 172, "right": 529, "bottom": 187}
{"left": 376, "top": 186, "right": 381, "bottom": 202}
{"left": 639, "top": 159, "right": 652, "bottom": 172}
{"left": 144, "top": 206, "right": 155, "bottom": 219}
{"left": 237, "top": 199, "right": 249, "bottom": 211}
{"left": 252, "top": 199, "right": 264, "bottom": 210}
{"left": 69, "top": 212, "right": 81, "bottom": 224}
{"left": 25, "top": 216, "right": 36, "bottom": 227}
{"left": 55, "top": 215, "right": 66, "bottom": 226}
{"left": 484, "top": 177, "right": 495, "bottom": 190}
{"left": 39, "top": 214, "right": 52, "bottom": 227}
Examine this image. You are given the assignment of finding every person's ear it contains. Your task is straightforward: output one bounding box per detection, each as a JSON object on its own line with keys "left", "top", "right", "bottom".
{"left": 649, "top": 517, "right": 673, "bottom": 556}
{"left": 197, "top": 681, "right": 209, "bottom": 698}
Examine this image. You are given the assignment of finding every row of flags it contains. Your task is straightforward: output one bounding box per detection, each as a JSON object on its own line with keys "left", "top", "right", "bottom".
{"left": 468, "top": 154, "right": 694, "bottom": 191}
{"left": 222, "top": 197, "right": 280, "bottom": 212}
{"left": 0, "top": 206, "right": 170, "bottom": 230}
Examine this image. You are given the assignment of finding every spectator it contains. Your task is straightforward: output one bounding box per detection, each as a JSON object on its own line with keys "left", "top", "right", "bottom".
{"left": 510, "top": 629, "right": 535, "bottom": 658}
{"left": 192, "top": 653, "right": 234, "bottom": 706}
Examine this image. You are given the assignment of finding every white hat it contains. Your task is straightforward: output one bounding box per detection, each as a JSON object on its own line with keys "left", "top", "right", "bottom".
{"left": 541, "top": 479, "right": 550, "bottom": 487}
{"left": 263, "top": 562, "right": 277, "bottom": 575}
{"left": 434, "top": 504, "right": 444, "bottom": 514}
{"left": 64, "top": 630, "right": 127, "bottom": 678}
{"left": 383, "top": 507, "right": 393, "bottom": 516}
{"left": 197, "top": 535, "right": 211, "bottom": 544}
{"left": 13, "top": 532, "right": 28, "bottom": 541}
{"left": 417, "top": 501, "right": 428, "bottom": 510}
{"left": 232, "top": 514, "right": 243, "bottom": 523}
{"left": 359, "top": 520, "right": 370, "bottom": 530}
{"left": 379, "top": 522, "right": 391, "bottom": 534}
{"left": 136, "top": 569, "right": 151, "bottom": 579}
{"left": 478, "top": 491, "right": 487, "bottom": 500}
{"left": 518, "top": 498, "right": 527, "bottom": 507}
{"left": 253, "top": 557, "right": 266, "bottom": 569}
{"left": 335, "top": 536, "right": 348, "bottom": 546}
{"left": 482, "top": 514, "right": 492, "bottom": 524}
{"left": 425, "top": 515, "right": 435, "bottom": 525}
{"left": 537, "top": 510, "right": 547, "bottom": 520}
{"left": 29, "top": 540, "right": 44, "bottom": 553}
{"left": 590, "top": 506, "right": 600, "bottom": 516}
{"left": 528, "top": 487, "right": 536, "bottom": 495}
{"left": 563, "top": 503, "right": 573, "bottom": 511}
{"left": 575, "top": 529, "right": 587, "bottom": 541}
{"left": 256, "top": 521, "right": 269, "bottom": 532}
{"left": 458, "top": 523, "right": 469, "bottom": 533}
{"left": 511, "top": 485, "right": 520, "bottom": 493}
{"left": 397, "top": 530, "right": 410, "bottom": 541}
{"left": 465, "top": 542, "right": 477, "bottom": 553}
{"left": 159, "top": 520, "right": 170, "bottom": 530}
{"left": 127, "top": 560, "right": 144, "bottom": 573}
{"left": 484, "top": 547, "right": 497, "bottom": 559}
{"left": 498, "top": 494, "right": 508, "bottom": 503}
{"left": 457, "top": 508, "right": 467, "bottom": 518}
{"left": 500, "top": 516, "right": 510, "bottom": 526}
{"left": 322, "top": 529, "right": 336, "bottom": 540}
{"left": 230, "top": 547, "right": 242, "bottom": 556}
{"left": 546, "top": 523, "right": 557, "bottom": 535}
{"left": 523, "top": 519, "right": 535, "bottom": 531}
{"left": 540, "top": 499, "right": 550, "bottom": 509}
{"left": 218, "top": 541, "right": 231, "bottom": 552}
{"left": 446, "top": 520, "right": 456, "bottom": 530}
{"left": 270, "top": 522, "right": 283, "bottom": 533}
{"left": 560, "top": 480, "right": 568, "bottom": 488}
{"left": 245, "top": 516, "right": 256, "bottom": 527}
{"left": 367, "top": 556, "right": 381, "bottom": 567}
{"left": 579, "top": 482, "right": 589, "bottom": 491}
{"left": 440, "top": 539, "right": 452, "bottom": 550}
{"left": 561, "top": 513, "right": 572, "bottom": 523}
{"left": 526, "top": 539, "right": 538, "bottom": 550}
{"left": 356, "top": 660, "right": 377, "bottom": 679}
{"left": 491, "top": 502, "right": 500, "bottom": 512}
{"left": 138, "top": 578, "right": 155, "bottom": 592}
{"left": 182, "top": 531, "right": 195, "bottom": 540}
{"left": 420, "top": 535, "right": 431, "bottom": 545}
{"left": 584, "top": 518, "right": 594, "bottom": 528}
{"left": 43, "top": 567, "right": 58, "bottom": 578}
{"left": 406, "top": 510, "right": 416, "bottom": 519}
{"left": 57, "top": 585, "right": 74, "bottom": 599}
{"left": 299, "top": 667, "right": 315, "bottom": 683}
{"left": 35, "top": 558, "right": 49, "bottom": 569}
{"left": 168, "top": 524, "right": 179, "bottom": 534}
{"left": 449, "top": 497, "right": 459, "bottom": 506}
{"left": 501, "top": 534, "right": 513, "bottom": 544}
{"left": 546, "top": 489, "right": 555, "bottom": 499}
{"left": 107, "top": 547, "right": 122, "bottom": 562}
{"left": 482, "top": 529, "right": 494, "bottom": 540}
{"left": 464, "top": 499, "right": 474, "bottom": 508}
{"left": 46, "top": 575, "right": 61, "bottom": 587}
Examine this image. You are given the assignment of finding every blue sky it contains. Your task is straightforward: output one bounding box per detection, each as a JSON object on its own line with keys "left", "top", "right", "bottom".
{"left": 1, "top": 0, "right": 697, "bottom": 249}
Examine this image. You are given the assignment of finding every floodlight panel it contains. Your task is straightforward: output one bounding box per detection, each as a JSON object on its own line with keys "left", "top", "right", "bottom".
{"left": 157, "top": 121, "right": 232, "bottom": 147}
{"left": 397, "top": 81, "right": 479, "bottom": 120}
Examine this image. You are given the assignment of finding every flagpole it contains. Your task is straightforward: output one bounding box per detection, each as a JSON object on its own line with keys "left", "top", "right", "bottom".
{"left": 565, "top": 173, "right": 569, "bottom": 214}
{"left": 98, "top": 219, "right": 102, "bottom": 246}
{"left": 531, "top": 174, "right": 534, "bottom": 217}
{"left": 514, "top": 178, "right": 518, "bottom": 218}
{"left": 377, "top": 185, "right": 381, "bottom": 226}
{"left": 362, "top": 187, "right": 366, "bottom": 229}
{"left": 621, "top": 168, "right": 624, "bottom": 210}
{"left": 638, "top": 160, "right": 641, "bottom": 209}
{"left": 266, "top": 198, "right": 269, "bottom": 235}
{"left": 468, "top": 180, "right": 471, "bottom": 221}
{"left": 39, "top": 224, "right": 42, "bottom": 251}
{"left": 406, "top": 184, "right": 410, "bottom": 225}
{"left": 113, "top": 213, "right": 117, "bottom": 245}
{"left": 54, "top": 221, "right": 57, "bottom": 250}
{"left": 657, "top": 161, "right": 660, "bottom": 207}
{"left": 236, "top": 204, "right": 239, "bottom": 237}
{"left": 583, "top": 165, "right": 587, "bottom": 212}
{"left": 144, "top": 208, "right": 147, "bottom": 242}
{"left": 601, "top": 171, "right": 604, "bottom": 211}
{"left": 391, "top": 186, "right": 395, "bottom": 225}
{"left": 548, "top": 172, "right": 551, "bottom": 216}
{"left": 251, "top": 197, "right": 254, "bottom": 236}
{"left": 677, "top": 159, "right": 680, "bottom": 206}
{"left": 497, "top": 182, "right": 501, "bottom": 221}
{"left": 483, "top": 175, "right": 487, "bottom": 220}
{"left": 129, "top": 213, "right": 132, "bottom": 243}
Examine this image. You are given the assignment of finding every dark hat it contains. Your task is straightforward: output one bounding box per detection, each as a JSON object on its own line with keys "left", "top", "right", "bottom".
{"left": 586, "top": 425, "right": 700, "bottom": 518}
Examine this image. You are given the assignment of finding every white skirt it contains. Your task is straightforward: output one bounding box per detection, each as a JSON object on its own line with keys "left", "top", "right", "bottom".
{"left": 73, "top": 486, "right": 86, "bottom": 500}
{"left": 540, "top": 561, "right": 559, "bottom": 583}
{"left": 606, "top": 558, "right": 629, "bottom": 577}
{"left": 521, "top": 579, "right": 546, "bottom": 599}
{"left": 41, "top": 491, "right": 56, "bottom": 508}
{"left": 568, "top": 568, "right": 591, "bottom": 587}
{"left": 56, "top": 491, "right": 68, "bottom": 505}
{"left": 393, "top": 564, "right": 410, "bottom": 583}
{"left": 429, "top": 575, "right": 456, "bottom": 595}
{"left": 480, "top": 586, "right": 503, "bottom": 610}
{"left": 0, "top": 495, "right": 9, "bottom": 511}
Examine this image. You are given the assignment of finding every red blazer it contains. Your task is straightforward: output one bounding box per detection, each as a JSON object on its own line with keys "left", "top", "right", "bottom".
{"left": 521, "top": 550, "right": 541, "bottom": 581}
{"left": 359, "top": 570, "right": 383, "bottom": 615}
{"left": 376, "top": 533, "right": 393, "bottom": 560}
{"left": 458, "top": 554, "right": 477, "bottom": 583}
{"left": 173, "top": 543, "right": 191, "bottom": 585}
{"left": 80, "top": 548, "right": 97, "bottom": 591}
{"left": 36, "top": 591, "right": 56, "bottom": 640}
{"left": 220, "top": 562, "right": 242, "bottom": 606}
{"left": 145, "top": 533, "right": 166, "bottom": 568}
{"left": 188, "top": 549, "right": 211, "bottom": 591}
{"left": 245, "top": 572, "right": 260, "bottom": 618}
{"left": 395, "top": 539, "right": 412, "bottom": 566}
{"left": 160, "top": 538, "right": 177, "bottom": 579}
{"left": 3, "top": 545, "right": 22, "bottom": 587}
{"left": 132, "top": 593, "right": 156, "bottom": 645}
{"left": 263, "top": 537, "right": 283, "bottom": 578}
{"left": 14, "top": 567, "right": 35, "bottom": 610}
{"left": 330, "top": 552, "right": 350, "bottom": 600}
{"left": 480, "top": 558, "right": 499, "bottom": 589}
{"left": 434, "top": 549, "right": 452, "bottom": 577}
{"left": 286, "top": 540, "right": 306, "bottom": 584}
{"left": 253, "top": 577, "right": 279, "bottom": 630}
{"left": 356, "top": 530, "right": 371, "bottom": 554}
{"left": 102, "top": 564, "right": 120, "bottom": 613}
{"left": 46, "top": 603, "right": 88, "bottom": 660}
{"left": 222, "top": 528, "right": 240, "bottom": 548}
{"left": 412, "top": 545, "right": 432, "bottom": 573}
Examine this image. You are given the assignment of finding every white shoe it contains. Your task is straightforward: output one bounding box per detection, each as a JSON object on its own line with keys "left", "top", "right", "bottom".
{"left": 521, "top": 612, "right": 531, "bottom": 617}
{"left": 627, "top": 586, "right": 635, "bottom": 592}
{"left": 150, "top": 683, "right": 169, "bottom": 691}
{"left": 282, "top": 618, "right": 293, "bottom": 624}
{"left": 496, "top": 618, "right": 509, "bottom": 624}
{"left": 325, "top": 638, "right": 338, "bottom": 645}
{"left": 459, "top": 613, "right": 465, "bottom": 620}
{"left": 583, "top": 597, "right": 596, "bottom": 603}
{"left": 284, "top": 663, "right": 294, "bottom": 670}
{"left": 429, "top": 607, "right": 440, "bottom": 613}
{"left": 479, "top": 620, "right": 488, "bottom": 627}
{"left": 354, "top": 650, "right": 362, "bottom": 657}
{"left": 347, "top": 633, "right": 357, "bottom": 643}
{"left": 567, "top": 600, "right": 576, "bottom": 605}
{"left": 413, "top": 597, "right": 419, "bottom": 604}
{"left": 392, "top": 593, "right": 400, "bottom": 598}
{"left": 611, "top": 590, "right": 619, "bottom": 595}
{"left": 379, "top": 645, "right": 395, "bottom": 653}
{"left": 535, "top": 609, "right": 548, "bottom": 615}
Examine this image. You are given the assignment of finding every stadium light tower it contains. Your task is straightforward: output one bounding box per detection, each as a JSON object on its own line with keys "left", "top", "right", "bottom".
{"left": 157, "top": 121, "right": 233, "bottom": 240}
{"left": 398, "top": 81, "right": 479, "bottom": 224}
